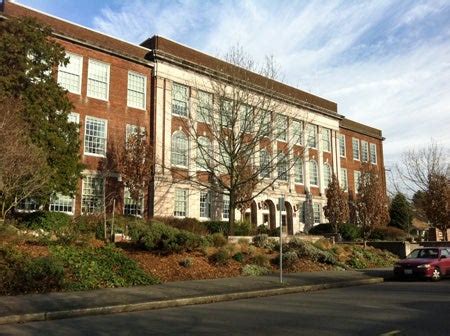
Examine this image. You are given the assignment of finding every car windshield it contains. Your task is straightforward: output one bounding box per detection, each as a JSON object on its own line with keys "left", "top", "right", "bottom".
{"left": 407, "top": 249, "right": 439, "bottom": 259}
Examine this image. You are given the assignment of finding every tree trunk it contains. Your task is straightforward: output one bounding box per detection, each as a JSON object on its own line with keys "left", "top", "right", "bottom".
{"left": 229, "top": 192, "right": 236, "bottom": 236}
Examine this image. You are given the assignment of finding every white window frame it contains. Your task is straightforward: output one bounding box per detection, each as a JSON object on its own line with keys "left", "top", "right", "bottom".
{"left": 277, "top": 151, "right": 288, "bottom": 181}
{"left": 352, "top": 138, "right": 360, "bottom": 161}
{"left": 127, "top": 71, "right": 146, "bottom": 110}
{"left": 322, "top": 128, "right": 331, "bottom": 152}
{"left": 292, "top": 120, "right": 304, "bottom": 145}
{"left": 340, "top": 168, "right": 348, "bottom": 191}
{"left": 370, "top": 143, "right": 377, "bottom": 164}
{"left": 260, "top": 149, "right": 271, "bottom": 178}
{"left": 222, "top": 194, "right": 230, "bottom": 220}
{"left": 68, "top": 112, "right": 80, "bottom": 124}
{"left": 309, "top": 160, "right": 319, "bottom": 187}
{"left": 323, "top": 163, "right": 332, "bottom": 187}
{"left": 313, "top": 203, "right": 321, "bottom": 224}
{"left": 306, "top": 124, "right": 318, "bottom": 148}
{"left": 123, "top": 187, "right": 143, "bottom": 217}
{"left": 199, "top": 191, "right": 211, "bottom": 219}
{"left": 174, "top": 188, "right": 188, "bottom": 217}
{"left": 197, "top": 90, "right": 213, "bottom": 124}
{"left": 294, "top": 158, "right": 304, "bottom": 184}
{"left": 276, "top": 114, "right": 288, "bottom": 142}
{"left": 49, "top": 193, "right": 75, "bottom": 215}
{"left": 171, "top": 131, "right": 189, "bottom": 168}
{"left": 81, "top": 174, "right": 105, "bottom": 215}
{"left": 339, "top": 134, "right": 346, "bottom": 158}
{"left": 172, "top": 82, "right": 189, "bottom": 117}
{"left": 354, "top": 170, "right": 361, "bottom": 193}
{"left": 57, "top": 52, "right": 83, "bottom": 95}
{"left": 196, "top": 136, "right": 211, "bottom": 171}
{"left": 87, "top": 59, "right": 110, "bottom": 101}
{"left": 361, "top": 140, "right": 369, "bottom": 163}
{"left": 84, "top": 116, "right": 107, "bottom": 157}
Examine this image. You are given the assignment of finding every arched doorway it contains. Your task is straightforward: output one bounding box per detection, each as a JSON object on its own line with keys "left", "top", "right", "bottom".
{"left": 250, "top": 201, "right": 258, "bottom": 228}
{"left": 285, "top": 201, "right": 294, "bottom": 235}
{"left": 264, "top": 200, "right": 276, "bottom": 230}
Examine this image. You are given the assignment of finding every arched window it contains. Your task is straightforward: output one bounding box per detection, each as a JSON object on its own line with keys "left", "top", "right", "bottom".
{"left": 323, "top": 163, "right": 332, "bottom": 187}
{"left": 294, "top": 158, "right": 304, "bottom": 184}
{"left": 171, "top": 131, "right": 188, "bottom": 167}
{"left": 309, "top": 160, "right": 318, "bottom": 186}
{"left": 196, "top": 136, "right": 211, "bottom": 170}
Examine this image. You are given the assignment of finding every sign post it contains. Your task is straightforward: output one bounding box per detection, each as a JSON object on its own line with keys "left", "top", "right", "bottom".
{"left": 279, "top": 196, "right": 285, "bottom": 284}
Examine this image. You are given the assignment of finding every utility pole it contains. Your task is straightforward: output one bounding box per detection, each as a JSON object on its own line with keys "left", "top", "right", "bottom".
{"left": 279, "top": 195, "right": 285, "bottom": 284}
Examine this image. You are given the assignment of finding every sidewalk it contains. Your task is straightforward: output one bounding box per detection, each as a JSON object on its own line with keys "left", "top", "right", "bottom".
{"left": 0, "top": 269, "right": 389, "bottom": 325}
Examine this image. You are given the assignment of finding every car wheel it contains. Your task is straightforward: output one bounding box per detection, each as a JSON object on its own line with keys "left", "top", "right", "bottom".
{"left": 431, "top": 267, "right": 442, "bottom": 281}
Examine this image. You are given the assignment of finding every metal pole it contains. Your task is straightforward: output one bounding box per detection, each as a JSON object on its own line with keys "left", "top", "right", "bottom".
{"left": 111, "top": 198, "right": 116, "bottom": 242}
{"left": 279, "top": 196, "right": 284, "bottom": 284}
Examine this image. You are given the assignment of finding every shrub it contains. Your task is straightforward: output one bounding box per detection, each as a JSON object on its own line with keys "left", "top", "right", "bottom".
{"left": 313, "top": 238, "right": 333, "bottom": 251}
{"left": 21, "top": 211, "right": 72, "bottom": 232}
{"left": 252, "top": 234, "right": 269, "bottom": 248}
{"left": 74, "top": 215, "right": 104, "bottom": 239}
{"left": 153, "top": 216, "right": 209, "bottom": 235}
{"left": 288, "top": 237, "right": 338, "bottom": 265}
{"left": 203, "top": 220, "right": 230, "bottom": 235}
{"left": 339, "top": 223, "right": 361, "bottom": 241}
{"left": 280, "top": 251, "right": 299, "bottom": 268}
{"left": 210, "top": 233, "right": 228, "bottom": 247}
{"left": 179, "top": 258, "right": 193, "bottom": 268}
{"left": 308, "top": 223, "right": 333, "bottom": 235}
{"left": 251, "top": 254, "right": 270, "bottom": 267}
{"left": 209, "top": 247, "right": 231, "bottom": 265}
{"left": 232, "top": 252, "right": 244, "bottom": 263}
{"left": 370, "top": 226, "right": 407, "bottom": 241}
{"left": 234, "top": 220, "right": 254, "bottom": 236}
{"left": 242, "top": 264, "right": 270, "bottom": 276}
{"left": 129, "top": 221, "right": 209, "bottom": 254}
{"left": 256, "top": 224, "right": 270, "bottom": 235}
{"left": 0, "top": 245, "right": 64, "bottom": 295}
{"left": 50, "top": 244, "right": 158, "bottom": 290}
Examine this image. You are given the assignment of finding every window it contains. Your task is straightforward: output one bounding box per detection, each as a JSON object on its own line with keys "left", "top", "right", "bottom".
{"left": 172, "top": 83, "right": 189, "bottom": 117}
{"left": 196, "top": 136, "right": 211, "bottom": 170}
{"left": 276, "top": 114, "right": 288, "bottom": 141}
{"left": 199, "top": 191, "right": 211, "bottom": 218}
{"left": 322, "top": 128, "right": 331, "bottom": 152}
{"left": 50, "top": 194, "right": 74, "bottom": 214}
{"left": 323, "top": 163, "right": 332, "bottom": 187}
{"left": 81, "top": 175, "right": 104, "bottom": 214}
{"left": 222, "top": 194, "right": 230, "bottom": 219}
{"left": 339, "top": 134, "right": 346, "bottom": 157}
{"left": 125, "top": 124, "right": 145, "bottom": 143}
{"left": 220, "top": 99, "right": 233, "bottom": 128}
{"left": 277, "top": 151, "right": 288, "bottom": 181}
{"left": 127, "top": 72, "right": 146, "bottom": 109}
{"left": 313, "top": 203, "right": 321, "bottom": 224}
{"left": 239, "top": 104, "right": 252, "bottom": 131}
{"left": 260, "top": 149, "right": 270, "bottom": 178}
{"left": 292, "top": 120, "right": 303, "bottom": 145}
{"left": 309, "top": 160, "right": 319, "bottom": 186}
{"left": 340, "top": 168, "right": 348, "bottom": 191}
{"left": 171, "top": 131, "right": 188, "bottom": 167}
{"left": 17, "top": 198, "right": 39, "bottom": 212}
{"left": 84, "top": 117, "right": 107, "bottom": 156}
{"left": 260, "top": 111, "right": 271, "bottom": 135}
{"left": 124, "top": 188, "right": 143, "bottom": 217}
{"left": 352, "top": 138, "right": 360, "bottom": 161}
{"left": 87, "top": 59, "right": 109, "bottom": 100}
{"left": 370, "top": 143, "right": 377, "bottom": 164}
{"left": 58, "top": 52, "right": 82, "bottom": 94}
{"left": 68, "top": 112, "right": 80, "bottom": 124}
{"left": 174, "top": 189, "right": 188, "bottom": 217}
{"left": 361, "top": 141, "right": 369, "bottom": 162}
{"left": 294, "top": 158, "right": 304, "bottom": 184}
{"left": 197, "top": 90, "right": 212, "bottom": 123}
{"left": 354, "top": 171, "right": 361, "bottom": 193}
{"left": 306, "top": 124, "right": 317, "bottom": 148}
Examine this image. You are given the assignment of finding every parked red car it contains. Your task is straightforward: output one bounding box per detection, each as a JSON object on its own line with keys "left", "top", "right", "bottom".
{"left": 394, "top": 247, "right": 450, "bottom": 281}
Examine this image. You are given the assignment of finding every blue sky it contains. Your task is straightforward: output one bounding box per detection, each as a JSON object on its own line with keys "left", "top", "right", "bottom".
{"left": 16, "top": 0, "right": 450, "bottom": 179}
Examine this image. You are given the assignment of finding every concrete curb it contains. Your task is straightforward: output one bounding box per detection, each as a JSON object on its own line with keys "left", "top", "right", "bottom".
{"left": 0, "top": 277, "right": 383, "bottom": 325}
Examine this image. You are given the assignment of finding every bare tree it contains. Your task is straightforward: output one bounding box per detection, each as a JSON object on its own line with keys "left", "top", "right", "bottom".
{"left": 395, "top": 141, "right": 449, "bottom": 194}
{"left": 323, "top": 174, "right": 349, "bottom": 234}
{"left": 0, "top": 95, "right": 50, "bottom": 219}
{"left": 355, "top": 164, "right": 390, "bottom": 247}
{"left": 177, "top": 47, "right": 309, "bottom": 234}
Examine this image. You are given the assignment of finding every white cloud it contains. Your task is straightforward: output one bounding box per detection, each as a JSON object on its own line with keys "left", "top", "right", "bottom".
{"left": 92, "top": 0, "right": 450, "bottom": 167}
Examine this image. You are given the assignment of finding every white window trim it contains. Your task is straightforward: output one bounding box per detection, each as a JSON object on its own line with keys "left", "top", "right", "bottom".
{"left": 68, "top": 112, "right": 80, "bottom": 124}
{"left": 57, "top": 52, "right": 83, "bottom": 95}
{"left": 199, "top": 190, "right": 211, "bottom": 219}
{"left": 84, "top": 116, "right": 108, "bottom": 158}
{"left": 127, "top": 71, "right": 147, "bottom": 110}
{"left": 370, "top": 143, "right": 378, "bottom": 164}
{"left": 174, "top": 188, "right": 189, "bottom": 218}
{"left": 171, "top": 131, "right": 189, "bottom": 168}
{"left": 276, "top": 114, "right": 288, "bottom": 142}
{"left": 81, "top": 174, "right": 105, "bottom": 215}
{"left": 322, "top": 128, "right": 331, "bottom": 153}
{"left": 352, "top": 137, "right": 360, "bottom": 161}
{"left": 172, "top": 82, "right": 189, "bottom": 118}
{"left": 49, "top": 194, "right": 75, "bottom": 215}
{"left": 87, "top": 58, "right": 110, "bottom": 101}
{"left": 294, "top": 158, "right": 304, "bottom": 185}
{"left": 339, "top": 134, "right": 346, "bottom": 158}
{"left": 340, "top": 168, "right": 348, "bottom": 191}
{"left": 309, "top": 160, "right": 319, "bottom": 187}
{"left": 361, "top": 140, "right": 369, "bottom": 163}
{"left": 354, "top": 171, "right": 361, "bottom": 193}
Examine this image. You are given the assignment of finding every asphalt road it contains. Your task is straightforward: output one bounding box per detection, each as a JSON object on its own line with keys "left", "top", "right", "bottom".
{"left": 2, "top": 280, "right": 449, "bottom": 336}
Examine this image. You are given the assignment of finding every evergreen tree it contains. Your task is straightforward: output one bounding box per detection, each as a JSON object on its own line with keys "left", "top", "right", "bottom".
{"left": 389, "top": 193, "right": 413, "bottom": 232}
{"left": 324, "top": 174, "right": 349, "bottom": 234}
{"left": 424, "top": 173, "right": 449, "bottom": 240}
{"left": 0, "top": 17, "right": 83, "bottom": 200}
